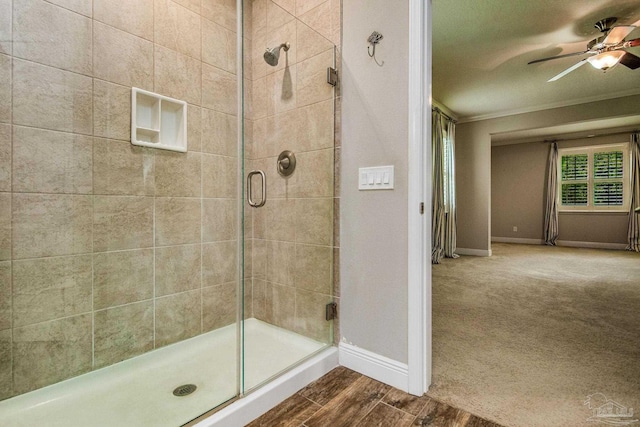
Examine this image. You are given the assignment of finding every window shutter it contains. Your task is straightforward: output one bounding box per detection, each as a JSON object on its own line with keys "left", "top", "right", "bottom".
{"left": 594, "top": 151, "right": 623, "bottom": 179}
{"left": 561, "top": 154, "right": 588, "bottom": 180}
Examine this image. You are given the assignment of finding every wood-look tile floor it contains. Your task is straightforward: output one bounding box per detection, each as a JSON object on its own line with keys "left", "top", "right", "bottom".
{"left": 247, "top": 367, "right": 503, "bottom": 427}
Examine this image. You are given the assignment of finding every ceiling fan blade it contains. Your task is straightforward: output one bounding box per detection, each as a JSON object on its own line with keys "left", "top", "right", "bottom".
{"left": 547, "top": 59, "right": 588, "bottom": 82}
{"left": 603, "top": 26, "right": 636, "bottom": 45}
{"left": 528, "top": 50, "right": 589, "bottom": 65}
{"left": 620, "top": 52, "right": 640, "bottom": 69}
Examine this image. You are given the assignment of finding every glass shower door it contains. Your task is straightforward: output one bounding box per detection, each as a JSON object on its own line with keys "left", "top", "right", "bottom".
{"left": 240, "top": 0, "right": 337, "bottom": 393}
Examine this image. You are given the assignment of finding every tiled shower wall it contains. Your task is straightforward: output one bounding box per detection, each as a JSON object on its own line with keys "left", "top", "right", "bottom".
{"left": 0, "top": 0, "right": 242, "bottom": 399}
{"left": 244, "top": 0, "right": 341, "bottom": 343}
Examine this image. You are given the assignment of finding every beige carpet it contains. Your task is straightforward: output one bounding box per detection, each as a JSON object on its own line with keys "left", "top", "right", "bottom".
{"left": 428, "top": 243, "right": 640, "bottom": 427}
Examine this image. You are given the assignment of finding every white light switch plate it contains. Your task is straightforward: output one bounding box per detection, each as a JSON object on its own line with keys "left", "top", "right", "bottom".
{"left": 358, "top": 166, "right": 394, "bottom": 190}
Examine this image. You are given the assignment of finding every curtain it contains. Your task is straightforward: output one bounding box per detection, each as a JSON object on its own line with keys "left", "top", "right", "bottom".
{"left": 627, "top": 132, "right": 640, "bottom": 252}
{"left": 543, "top": 142, "right": 559, "bottom": 245}
{"left": 443, "top": 119, "right": 458, "bottom": 258}
{"left": 432, "top": 109, "right": 458, "bottom": 264}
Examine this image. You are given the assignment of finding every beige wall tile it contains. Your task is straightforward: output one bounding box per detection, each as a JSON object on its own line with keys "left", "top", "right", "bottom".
{"left": 93, "top": 196, "right": 154, "bottom": 252}
{"left": 0, "top": 0, "right": 11, "bottom": 54}
{"left": 202, "top": 282, "right": 236, "bottom": 331}
{"left": 174, "top": 0, "right": 201, "bottom": 14}
{"left": 329, "top": 0, "right": 340, "bottom": 46}
{"left": 93, "top": 22, "right": 154, "bottom": 90}
{"left": 0, "top": 54, "right": 9, "bottom": 123}
{"left": 13, "top": 194, "right": 92, "bottom": 259}
{"left": 272, "top": 0, "right": 295, "bottom": 15}
{"left": 13, "top": 314, "right": 92, "bottom": 394}
{"left": 155, "top": 197, "right": 202, "bottom": 245}
{"left": 0, "top": 262, "right": 10, "bottom": 330}
{"left": 333, "top": 196, "right": 340, "bottom": 246}
{"left": 252, "top": 0, "right": 267, "bottom": 37}
{"left": 188, "top": 105, "right": 202, "bottom": 152}
{"left": 290, "top": 148, "right": 333, "bottom": 197}
{"left": 298, "top": 1, "right": 331, "bottom": 41}
{"left": 13, "top": 0, "right": 92, "bottom": 75}
{"left": 203, "top": 198, "right": 237, "bottom": 242}
{"left": 0, "top": 329, "right": 10, "bottom": 399}
{"left": 155, "top": 290, "right": 201, "bottom": 347}
{"left": 295, "top": 0, "right": 325, "bottom": 17}
{"left": 155, "top": 0, "right": 202, "bottom": 60}
{"left": 251, "top": 78, "right": 268, "bottom": 121}
{"left": 297, "top": 20, "right": 332, "bottom": 63}
{"left": 201, "top": 0, "right": 236, "bottom": 32}
{"left": 202, "top": 18, "right": 236, "bottom": 74}
{"left": 94, "top": 0, "right": 154, "bottom": 41}
{"left": 202, "top": 154, "right": 237, "bottom": 198}
{"left": 268, "top": 65, "right": 296, "bottom": 115}
{"left": 93, "top": 249, "right": 154, "bottom": 310}
{"left": 252, "top": 278, "right": 267, "bottom": 321}
{"left": 263, "top": 108, "right": 297, "bottom": 158}
{"left": 264, "top": 198, "right": 295, "bottom": 242}
{"left": 296, "top": 49, "right": 333, "bottom": 108}
{"left": 297, "top": 99, "right": 333, "bottom": 152}
{"left": 93, "top": 139, "right": 155, "bottom": 196}
{"left": 294, "top": 288, "right": 330, "bottom": 342}
{"left": 13, "top": 60, "right": 93, "bottom": 134}
{"left": 202, "top": 108, "right": 237, "bottom": 156}
{"left": 266, "top": 240, "right": 294, "bottom": 285}
{"left": 93, "top": 81, "right": 132, "bottom": 141}
{"left": 243, "top": 278, "right": 253, "bottom": 319}
{"left": 294, "top": 244, "right": 331, "bottom": 293}
{"left": 12, "top": 127, "right": 93, "bottom": 194}
{"left": 202, "top": 64, "right": 237, "bottom": 115}
{"left": 252, "top": 238, "right": 267, "bottom": 279}
{"left": 251, "top": 27, "right": 268, "bottom": 80}
{"left": 0, "top": 125, "right": 8, "bottom": 191}
{"left": 13, "top": 255, "right": 92, "bottom": 327}
{"left": 94, "top": 301, "right": 153, "bottom": 368}
{"left": 0, "top": 193, "right": 8, "bottom": 261}
{"left": 271, "top": 282, "right": 295, "bottom": 330}
{"left": 155, "top": 151, "right": 201, "bottom": 197}
{"left": 155, "top": 244, "right": 201, "bottom": 296}
{"left": 295, "top": 197, "right": 333, "bottom": 246}
{"left": 267, "top": 1, "right": 294, "bottom": 32}
{"left": 46, "top": 0, "right": 93, "bottom": 17}
{"left": 202, "top": 240, "right": 237, "bottom": 286}
{"left": 154, "top": 45, "right": 202, "bottom": 106}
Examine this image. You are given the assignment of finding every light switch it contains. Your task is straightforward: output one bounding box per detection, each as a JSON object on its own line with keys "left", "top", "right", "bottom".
{"left": 358, "top": 166, "right": 394, "bottom": 190}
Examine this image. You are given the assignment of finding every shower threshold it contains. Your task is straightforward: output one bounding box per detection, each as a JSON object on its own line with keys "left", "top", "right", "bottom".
{"left": 0, "top": 318, "right": 326, "bottom": 427}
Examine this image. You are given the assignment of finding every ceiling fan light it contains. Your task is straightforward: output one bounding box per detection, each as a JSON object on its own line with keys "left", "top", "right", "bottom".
{"left": 587, "top": 51, "right": 626, "bottom": 70}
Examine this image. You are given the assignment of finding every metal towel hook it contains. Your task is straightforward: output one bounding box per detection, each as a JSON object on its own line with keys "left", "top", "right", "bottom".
{"left": 367, "top": 31, "right": 384, "bottom": 67}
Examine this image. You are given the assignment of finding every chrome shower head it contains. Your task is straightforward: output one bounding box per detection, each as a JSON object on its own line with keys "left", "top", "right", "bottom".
{"left": 263, "top": 42, "right": 290, "bottom": 66}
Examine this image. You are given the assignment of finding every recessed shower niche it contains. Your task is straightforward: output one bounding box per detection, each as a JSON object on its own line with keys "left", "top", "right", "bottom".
{"left": 131, "top": 87, "right": 187, "bottom": 152}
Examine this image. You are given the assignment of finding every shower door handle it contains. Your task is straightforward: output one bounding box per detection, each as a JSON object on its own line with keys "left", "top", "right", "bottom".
{"left": 247, "top": 170, "right": 266, "bottom": 208}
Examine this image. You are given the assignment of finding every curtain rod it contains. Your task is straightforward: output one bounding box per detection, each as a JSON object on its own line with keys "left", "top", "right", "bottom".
{"left": 432, "top": 107, "right": 458, "bottom": 124}
{"left": 541, "top": 129, "right": 639, "bottom": 144}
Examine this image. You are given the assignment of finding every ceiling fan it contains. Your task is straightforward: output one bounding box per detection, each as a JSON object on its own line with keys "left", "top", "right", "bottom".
{"left": 528, "top": 17, "right": 640, "bottom": 82}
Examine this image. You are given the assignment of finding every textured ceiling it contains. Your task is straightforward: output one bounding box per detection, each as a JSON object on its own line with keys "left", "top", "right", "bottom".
{"left": 433, "top": 0, "right": 640, "bottom": 121}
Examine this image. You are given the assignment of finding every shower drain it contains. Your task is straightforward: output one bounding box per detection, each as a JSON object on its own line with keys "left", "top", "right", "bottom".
{"left": 173, "top": 384, "right": 197, "bottom": 397}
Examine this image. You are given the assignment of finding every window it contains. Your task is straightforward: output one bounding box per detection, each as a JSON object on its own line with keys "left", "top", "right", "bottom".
{"left": 558, "top": 143, "right": 630, "bottom": 211}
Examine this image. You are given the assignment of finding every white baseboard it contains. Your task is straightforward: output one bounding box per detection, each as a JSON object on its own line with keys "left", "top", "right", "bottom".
{"left": 491, "top": 237, "right": 544, "bottom": 245}
{"left": 339, "top": 343, "right": 409, "bottom": 392}
{"left": 556, "top": 240, "right": 627, "bottom": 250}
{"left": 195, "top": 347, "right": 338, "bottom": 427}
{"left": 455, "top": 248, "right": 492, "bottom": 257}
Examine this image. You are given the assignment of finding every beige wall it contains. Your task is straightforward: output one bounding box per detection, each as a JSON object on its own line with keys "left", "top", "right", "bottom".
{"left": 245, "top": 0, "right": 341, "bottom": 343}
{"left": 341, "top": 0, "right": 409, "bottom": 363}
{"left": 456, "top": 94, "right": 640, "bottom": 252}
{"left": 492, "top": 134, "right": 630, "bottom": 244}
{"left": 0, "top": 0, "right": 242, "bottom": 399}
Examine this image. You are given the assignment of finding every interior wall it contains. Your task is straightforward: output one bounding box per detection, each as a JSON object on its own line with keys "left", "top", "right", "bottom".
{"left": 0, "top": 0, "right": 241, "bottom": 399}
{"left": 341, "top": 0, "right": 409, "bottom": 363}
{"left": 492, "top": 134, "right": 630, "bottom": 244}
{"left": 246, "top": 0, "right": 341, "bottom": 343}
{"left": 456, "top": 94, "right": 640, "bottom": 252}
